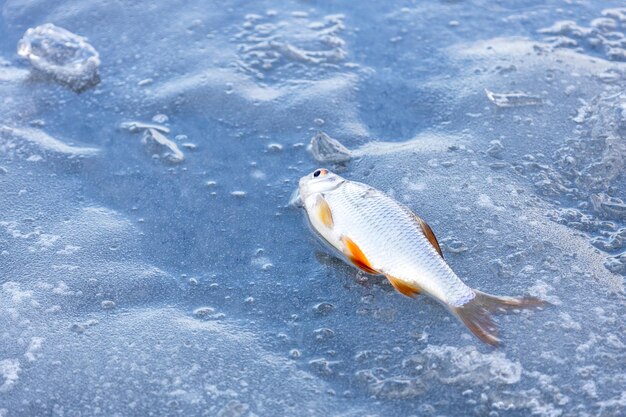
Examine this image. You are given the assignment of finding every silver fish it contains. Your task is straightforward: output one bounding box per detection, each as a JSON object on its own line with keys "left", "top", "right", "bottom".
{"left": 298, "top": 168, "right": 546, "bottom": 346}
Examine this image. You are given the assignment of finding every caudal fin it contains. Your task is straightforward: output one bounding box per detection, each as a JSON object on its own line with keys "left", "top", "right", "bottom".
{"left": 453, "top": 291, "right": 548, "bottom": 346}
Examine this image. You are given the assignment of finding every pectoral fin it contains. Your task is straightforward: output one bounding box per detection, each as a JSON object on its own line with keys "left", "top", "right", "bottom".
{"left": 386, "top": 275, "right": 421, "bottom": 298}
{"left": 416, "top": 216, "right": 444, "bottom": 259}
{"left": 315, "top": 195, "right": 334, "bottom": 228}
{"left": 342, "top": 236, "right": 378, "bottom": 274}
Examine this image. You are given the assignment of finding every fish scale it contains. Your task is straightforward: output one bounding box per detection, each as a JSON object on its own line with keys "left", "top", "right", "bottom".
{"left": 324, "top": 180, "right": 475, "bottom": 306}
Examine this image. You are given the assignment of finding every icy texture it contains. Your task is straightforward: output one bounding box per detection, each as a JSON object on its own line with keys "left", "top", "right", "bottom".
{"left": 235, "top": 12, "right": 348, "bottom": 81}
{"left": 17, "top": 23, "right": 100, "bottom": 92}
{"left": 538, "top": 8, "right": 626, "bottom": 61}
{"left": 1, "top": 1, "right": 626, "bottom": 416}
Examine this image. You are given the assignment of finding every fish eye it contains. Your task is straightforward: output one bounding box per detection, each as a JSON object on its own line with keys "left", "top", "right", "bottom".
{"left": 313, "top": 169, "right": 328, "bottom": 178}
{"left": 313, "top": 168, "right": 328, "bottom": 178}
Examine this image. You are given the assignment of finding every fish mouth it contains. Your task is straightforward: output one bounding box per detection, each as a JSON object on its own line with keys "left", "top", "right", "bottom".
{"left": 298, "top": 172, "right": 345, "bottom": 201}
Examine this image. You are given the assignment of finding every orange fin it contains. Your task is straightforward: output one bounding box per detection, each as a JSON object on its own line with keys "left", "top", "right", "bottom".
{"left": 342, "top": 236, "right": 377, "bottom": 274}
{"left": 416, "top": 216, "right": 444, "bottom": 259}
{"left": 454, "top": 291, "right": 548, "bottom": 346}
{"left": 386, "top": 275, "right": 421, "bottom": 298}
{"left": 316, "top": 196, "right": 334, "bottom": 228}
{"left": 454, "top": 300, "right": 500, "bottom": 346}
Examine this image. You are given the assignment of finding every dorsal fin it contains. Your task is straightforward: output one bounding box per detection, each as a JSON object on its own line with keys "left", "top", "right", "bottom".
{"left": 386, "top": 275, "right": 421, "bottom": 298}
{"left": 416, "top": 216, "right": 444, "bottom": 259}
{"left": 341, "top": 236, "right": 378, "bottom": 274}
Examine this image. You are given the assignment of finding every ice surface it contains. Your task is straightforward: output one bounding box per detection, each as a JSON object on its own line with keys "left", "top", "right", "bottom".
{"left": 17, "top": 23, "right": 100, "bottom": 92}
{"left": 1, "top": 1, "right": 625, "bottom": 416}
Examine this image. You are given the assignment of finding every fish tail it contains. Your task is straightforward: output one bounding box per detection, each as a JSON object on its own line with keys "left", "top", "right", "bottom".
{"left": 453, "top": 291, "right": 548, "bottom": 346}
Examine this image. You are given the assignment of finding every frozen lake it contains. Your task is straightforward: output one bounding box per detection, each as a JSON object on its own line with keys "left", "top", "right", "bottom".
{"left": 1, "top": 1, "right": 625, "bottom": 416}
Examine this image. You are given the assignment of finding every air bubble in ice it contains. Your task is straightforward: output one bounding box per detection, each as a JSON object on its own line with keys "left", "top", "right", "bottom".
{"left": 443, "top": 237, "right": 469, "bottom": 254}
{"left": 313, "top": 302, "right": 335, "bottom": 315}
{"left": 17, "top": 23, "right": 100, "bottom": 92}
{"left": 313, "top": 328, "right": 335, "bottom": 341}
{"left": 267, "top": 143, "right": 283, "bottom": 152}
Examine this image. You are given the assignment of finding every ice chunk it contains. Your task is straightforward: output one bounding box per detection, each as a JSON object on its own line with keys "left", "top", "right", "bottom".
{"left": 17, "top": 23, "right": 100, "bottom": 92}
{"left": 485, "top": 89, "right": 543, "bottom": 107}
{"left": 487, "top": 140, "right": 505, "bottom": 158}
{"left": 310, "top": 132, "right": 352, "bottom": 163}
{"left": 120, "top": 121, "right": 170, "bottom": 134}
{"left": 121, "top": 121, "right": 183, "bottom": 163}
{"left": 142, "top": 128, "right": 184, "bottom": 163}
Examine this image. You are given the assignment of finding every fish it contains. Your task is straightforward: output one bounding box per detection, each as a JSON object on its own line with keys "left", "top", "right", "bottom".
{"left": 298, "top": 168, "right": 547, "bottom": 346}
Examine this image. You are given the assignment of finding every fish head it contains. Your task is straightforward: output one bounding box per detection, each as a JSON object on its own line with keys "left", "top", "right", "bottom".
{"left": 299, "top": 168, "right": 344, "bottom": 199}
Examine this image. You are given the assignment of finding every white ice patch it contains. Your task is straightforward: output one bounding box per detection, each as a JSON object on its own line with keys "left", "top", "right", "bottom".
{"left": 309, "top": 130, "right": 463, "bottom": 163}
{"left": 0, "top": 126, "right": 99, "bottom": 156}
{"left": 24, "top": 337, "right": 44, "bottom": 362}
{"left": 419, "top": 344, "right": 522, "bottom": 385}
{"left": 476, "top": 193, "right": 504, "bottom": 211}
{"left": 0, "top": 359, "right": 20, "bottom": 392}
{"left": 2, "top": 282, "right": 34, "bottom": 305}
